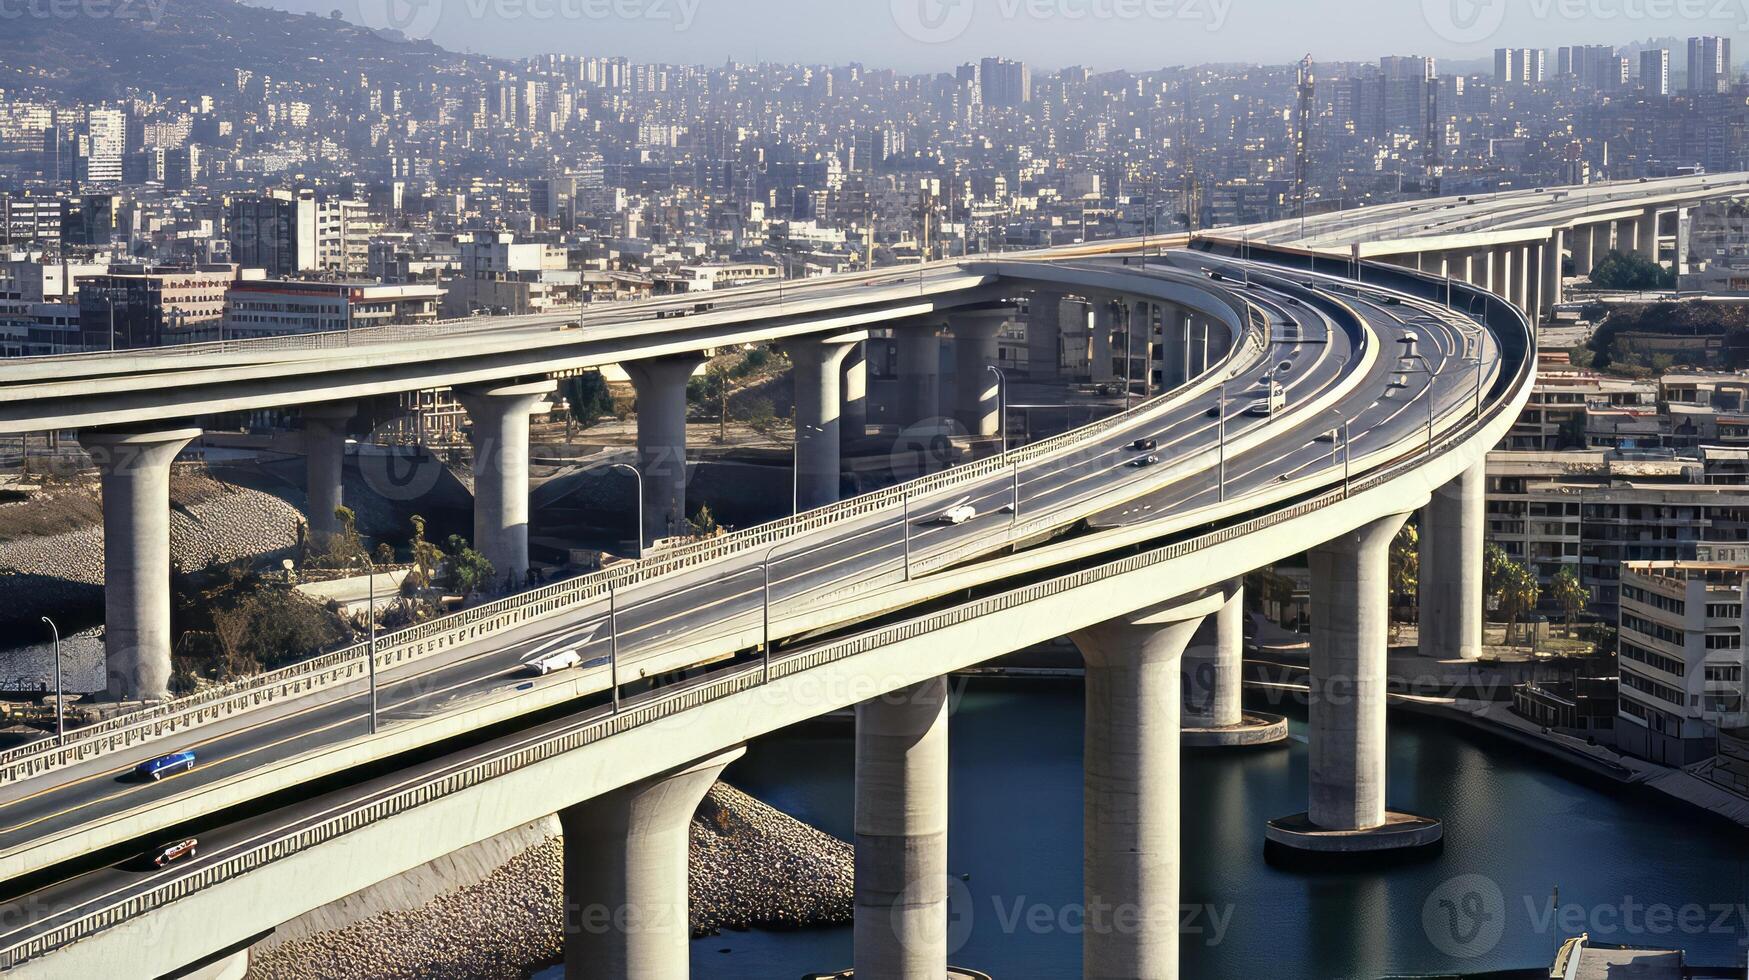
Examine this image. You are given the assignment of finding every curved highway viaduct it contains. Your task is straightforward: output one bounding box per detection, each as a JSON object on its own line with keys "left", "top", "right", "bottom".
{"left": 0, "top": 173, "right": 1733, "bottom": 978}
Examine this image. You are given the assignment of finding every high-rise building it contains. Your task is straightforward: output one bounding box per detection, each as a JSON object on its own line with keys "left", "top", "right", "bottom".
{"left": 1641, "top": 48, "right": 1671, "bottom": 96}
{"left": 978, "top": 57, "right": 1032, "bottom": 108}
{"left": 77, "top": 108, "right": 125, "bottom": 186}
{"left": 1689, "top": 35, "right": 1733, "bottom": 93}
{"left": 1495, "top": 48, "right": 1544, "bottom": 84}
{"left": 229, "top": 189, "right": 318, "bottom": 277}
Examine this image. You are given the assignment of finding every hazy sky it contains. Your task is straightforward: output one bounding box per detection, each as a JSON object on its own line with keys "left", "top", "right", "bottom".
{"left": 264, "top": 0, "right": 1749, "bottom": 70}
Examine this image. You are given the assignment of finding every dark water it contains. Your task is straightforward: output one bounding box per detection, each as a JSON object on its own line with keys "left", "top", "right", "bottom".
{"left": 691, "top": 681, "right": 1749, "bottom": 980}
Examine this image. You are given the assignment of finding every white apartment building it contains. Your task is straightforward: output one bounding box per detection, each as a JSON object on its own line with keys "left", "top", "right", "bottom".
{"left": 1617, "top": 559, "right": 1749, "bottom": 764}
{"left": 222, "top": 280, "right": 443, "bottom": 338}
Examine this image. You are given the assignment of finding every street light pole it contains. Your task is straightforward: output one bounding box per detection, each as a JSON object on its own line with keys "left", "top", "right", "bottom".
{"left": 610, "top": 462, "right": 644, "bottom": 559}
{"left": 40, "top": 617, "right": 61, "bottom": 741}
{"left": 987, "top": 364, "right": 1008, "bottom": 454}
{"left": 366, "top": 561, "right": 377, "bottom": 734}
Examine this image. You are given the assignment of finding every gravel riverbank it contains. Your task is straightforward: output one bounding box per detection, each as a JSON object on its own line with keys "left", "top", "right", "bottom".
{"left": 246, "top": 782, "right": 852, "bottom": 980}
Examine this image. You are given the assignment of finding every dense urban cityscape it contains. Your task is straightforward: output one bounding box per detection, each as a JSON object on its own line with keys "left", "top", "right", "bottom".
{"left": 0, "top": 1, "right": 1747, "bottom": 978}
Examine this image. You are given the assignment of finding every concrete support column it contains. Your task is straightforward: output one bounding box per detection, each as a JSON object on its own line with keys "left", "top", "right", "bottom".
{"left": 1073, "top": 597, "right": 1211, "bottom": 979}
{"left": 1028, "top": 290, "right": 1066, "bottom": 382}
{"left": 1129, "top": 301, "right": 1153, "bottom": 397}
{"left": 1190, "top": 316, "right": 1211, "bottom": 376}
{"left": 1542, "top": 229, "right": 1565, "bottom": 311}
{"left": 1183, "top": 582, "right": 1290, "bottom": 748}
{"left": 456, "top": 381, "right": 554, "bottom": 589}
{"left": 1639, "top": 208, "right": 1662, "bottom": 263}
{"left": 1571, "top": 224, "right": 1594, "bottom": 276}
{"left": 1183, "top": 582, "right": 1244, "bottom": 730}
{"left": 1309, "top": 514, "right": 1403, "bottom": 830}
{"left": 854, "top": 677, "right": 950, "bottom": 980}
{"left": 1090, "top": 301, "right": 1118, "bottom": 384}
{"left": 1267, "top": 513, "right": 1442, "bottom": 857}
{"left": 82, "top": 426, "right": 201, "bottom": 700}
{"left": 302, "top": 402, "right": 355, "bottom": 545}
{"left": 951, "top": 312, "right": 1007, "bottom": 437}
{"left": 1615, "top": 218, "right": 1636, "bottom": 258}
{"left": 782, "top": 332, "right": 863, "bottom": 510}
{"left": 1419, "top": 462, "right": 1485, "bottom": 663}
{"left": 1516, "top": 245, "right": 1536, "bottom": 314}
{"left": 895, "top": 323, "right": 944, "bottom": 428}
{"left": 1490, "top": 247, "right": 1510, "bottom": 300}
{"left": 841, "top": 340, "right": 868, "bottom": 440}
{"left": 559, "top": 747, "right": 744, "bottom": 980}
{"left": 1592, "top": 222, "right": 1610, "bottom": 267}
{"left": 1164, "top": 308, "right": 1191, "bottom": 388}
{"left": 1470, "top": 250, "right": 1490, "bottom": 290}
{"left": 624, "top": 355, "right": 705, "bottom": 545}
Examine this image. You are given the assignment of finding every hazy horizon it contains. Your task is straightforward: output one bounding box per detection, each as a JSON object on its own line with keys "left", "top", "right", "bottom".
{"left": 252, "top": 0, "right": 1749, "bottom": 72}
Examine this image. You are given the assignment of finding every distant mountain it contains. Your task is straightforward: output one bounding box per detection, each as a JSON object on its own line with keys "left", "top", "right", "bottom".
{"left": 0, "top": 0, "right": 466, "bottom": 100}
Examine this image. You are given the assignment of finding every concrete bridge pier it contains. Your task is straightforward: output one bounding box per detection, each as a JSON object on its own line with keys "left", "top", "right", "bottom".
{"left": 841, "top": 340, "right": 868, "bottom": 440}
{"left": 455, "top": 380, "right": 555, "bottom": 588}
{"left": 1490, "top": 247, "right": 1510, "bottom": 300}
{"left": 1163, "top": 307, "right": 1191, "bottom": 388}
{"left": 559, "top": 747, "right": 744, "bottom": 980}
{"left": 1639, "top": 208, "right": 1662, "bottom": 263}
{"left": 1421, "top": 462, "right": 1485, "bottom": 663}
{"left": 1128, "top": 301, "right": 1154, "bottom": 398}
{"left": 1073, "top": 594, "right": 1221, "bottom": 979}
{"left": 783, "top": 332, "right": 865, "bottom": 510}
{"left": 895, "top": 322, "right": 945, "bottom": 429}
{"left": 1090, "top": 301, "right": 1119, "bottom": 384}
{"left": 854, "top": 677, "right": 950, "bottom": 979}
{"left": 1267, "top": 514, "right": 1443, "bottom": 858}
{"left": 1188, "top": 315, "right": 1211, "bottom": 377}
{"left": 1571, "top": 223, "right": 1595, "bottom": 277}
{"left": 1614, "top": 217, "right": 1637, "bottom": 259}
{"left": 625, "top": 354, "right": 706, "bottom": 544}
{"left": 1028, "top": 289, "right": 1065, "bottom": 382}
{"left": 1511, "top": 244, "right": 1533, "bottom": 317}
{"left": 1542, "top": 230, "right": 1565, "bottom": 311}
{"left": 82, "top": 426, "right": 201, "bottom": 701}
{"left": 951, "top": 311, "right": 1008, "bottom": 438}
{"left": 301, "top": 402, "right": 356, "bottom": 546}
{"left": 1182, "top": 581, "right": 1288, "bottom": 748}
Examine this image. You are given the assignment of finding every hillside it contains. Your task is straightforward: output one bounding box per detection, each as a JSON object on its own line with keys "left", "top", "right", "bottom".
{"left": 0, "top": 0, "right": 465, "bottom": 100}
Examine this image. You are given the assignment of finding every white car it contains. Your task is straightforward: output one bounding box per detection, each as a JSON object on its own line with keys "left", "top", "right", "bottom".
{"left": 938, "top": 500, "right": 978, "bottom": 525}
{"left": 523, "top": 649, "right": 583, "bottom": 676}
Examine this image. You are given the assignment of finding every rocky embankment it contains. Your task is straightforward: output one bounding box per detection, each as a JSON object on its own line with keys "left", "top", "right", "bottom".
{"left": 0, "top": 471, "right": 301, "bottom": 626}
{"left": 246, "top": 782, "right": 852, "bottom": 980}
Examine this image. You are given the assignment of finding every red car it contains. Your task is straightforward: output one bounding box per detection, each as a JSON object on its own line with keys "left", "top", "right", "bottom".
{"left": 151, "top": 837, "right": 198, "bottom": 868}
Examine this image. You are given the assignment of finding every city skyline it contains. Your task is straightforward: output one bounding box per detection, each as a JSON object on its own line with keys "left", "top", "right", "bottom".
{"left": 242, "top": 0, "right": 1749, "bottom": 73}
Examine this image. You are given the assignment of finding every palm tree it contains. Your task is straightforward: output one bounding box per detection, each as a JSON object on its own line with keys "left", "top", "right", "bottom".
{"left": 1499, "top": 560, "right": 1541, "bottom": 652}
{"left": 1551, "top": 567, "right": 1587, "bottom": 639}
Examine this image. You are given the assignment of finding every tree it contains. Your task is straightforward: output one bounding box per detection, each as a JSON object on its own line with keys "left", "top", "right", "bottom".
{"left": 562, "top": 372, "right": 614, "bottom": 431}
{"left": 1389, "top": 522, "right": 1419, "bottom": 641}
{"left": 444, "top": 535, "right": 495, "bottom": 598}
{"left": 1551, "top": 566, "right": 1587, "bottom": 639}
{"left": 1498, "top": 560, "right": 1541, "bottom": 652}
{"left": 1483, "top": 543, "right": 1512, "bottom": 609}
{"left": 1588, "top": 250, "right": 1674, "bottom": 292}
{"left": 406, "top": 515, "right": 445, "bottom": 591}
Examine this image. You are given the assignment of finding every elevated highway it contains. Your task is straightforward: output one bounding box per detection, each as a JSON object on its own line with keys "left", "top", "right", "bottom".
{"left": 0, "top": 239, "right": 1533, "bottom": 980}
{"left": 4, "top": 172, "right": 1729, "bottom": 978}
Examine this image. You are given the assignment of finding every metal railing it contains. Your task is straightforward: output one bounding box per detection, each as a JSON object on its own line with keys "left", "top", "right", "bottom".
{"left": 0, "top": 258, "right": 1535, "bottom": 971}
{"left": 0, "top": 263, "right": 1262, "bottom": 784}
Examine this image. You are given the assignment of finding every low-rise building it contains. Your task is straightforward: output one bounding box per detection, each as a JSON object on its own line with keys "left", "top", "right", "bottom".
{"left": 222, "top": 280, "right": 444, "bottom": 339}
{"left": 1615, "top": 560, "right": 1749, "bottom": 765}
